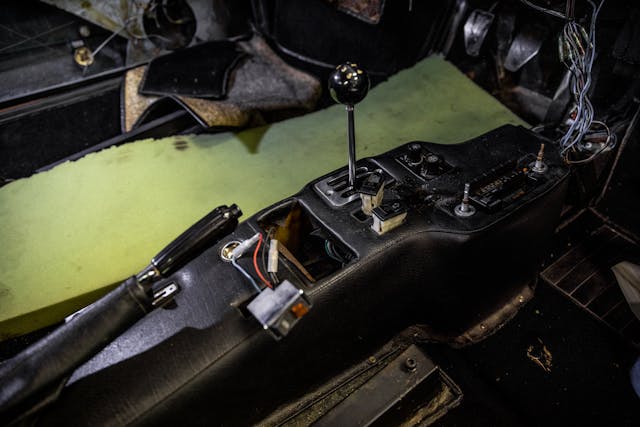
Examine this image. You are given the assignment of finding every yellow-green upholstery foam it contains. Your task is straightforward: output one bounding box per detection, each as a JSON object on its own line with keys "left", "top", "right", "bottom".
{"left": 0, "top": 56, "right": 526, "bottom": 339}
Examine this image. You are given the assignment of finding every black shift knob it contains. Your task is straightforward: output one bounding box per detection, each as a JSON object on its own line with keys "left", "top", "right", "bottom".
{"left": 328, "top": 62, "right": 370, "bottom": 105}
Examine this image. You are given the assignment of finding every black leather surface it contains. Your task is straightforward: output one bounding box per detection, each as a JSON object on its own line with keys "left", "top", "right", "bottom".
{"left": 0, "top": 277, "right": 151, "bottom": 424}
{"left": 33, "top": 125, "right": 569, "bottom": 426}
{"left": 264, "top": 0, "right": 451, "bottom": 76}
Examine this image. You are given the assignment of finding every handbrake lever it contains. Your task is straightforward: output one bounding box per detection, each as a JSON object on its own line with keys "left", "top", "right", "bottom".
{"left": 137, "top": 204, "right": 242, "bottom": 288}
{"left": 0, "top": 204, "right": 242, "bottom": 424}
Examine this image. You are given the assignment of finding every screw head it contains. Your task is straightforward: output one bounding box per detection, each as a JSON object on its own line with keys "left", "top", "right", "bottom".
{"left": 73, "top": 46, "right": 94, "bottom": 67}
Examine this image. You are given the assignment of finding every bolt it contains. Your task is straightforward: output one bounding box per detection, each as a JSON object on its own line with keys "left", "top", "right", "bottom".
{"left": 405, "top": 357, "right": 417, "bottom": 371}
{"left": 73, "top": 46, "right": 94, "bottom": 67}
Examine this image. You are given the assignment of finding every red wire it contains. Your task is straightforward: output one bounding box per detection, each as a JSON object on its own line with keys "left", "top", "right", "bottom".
{"left": 253, "top": 233, "right": 272, "bottom": 289}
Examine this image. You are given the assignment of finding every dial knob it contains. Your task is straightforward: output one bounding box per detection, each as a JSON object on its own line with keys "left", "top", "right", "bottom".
{"left": 328, "top": 62, "right": 370, "bottom": 105}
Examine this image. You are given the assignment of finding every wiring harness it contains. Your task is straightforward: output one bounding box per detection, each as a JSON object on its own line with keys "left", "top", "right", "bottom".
{"left": 558, "top": 0, "right": 615, "bottom": 163}
{"left": 226, "top": 231, "right": 280, "bottom": 293}
{"left": 520, "top": 0, "right": 615, "bottom": 163}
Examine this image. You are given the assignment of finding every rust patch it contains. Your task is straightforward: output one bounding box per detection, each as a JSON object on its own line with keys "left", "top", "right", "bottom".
{"left": 327, "top": 0, "right": 385, "bottom": 24}
{"left": 527, "top": 338, "right": 553, "bottom": 372}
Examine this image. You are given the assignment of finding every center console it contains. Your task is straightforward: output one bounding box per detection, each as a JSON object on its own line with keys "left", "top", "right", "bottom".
{"left": 33, "top": 118, "right": 569, "bottom": 425}
{"left": 8, "top": 64, "right": 570, "bottom": 426}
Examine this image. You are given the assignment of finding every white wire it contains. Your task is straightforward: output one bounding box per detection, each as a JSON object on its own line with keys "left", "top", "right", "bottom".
{"left": 518, "top": 0, "right": 567, "bottom": 19}
{"left": 89, "top": 2, "right": 162, "bottom": 60}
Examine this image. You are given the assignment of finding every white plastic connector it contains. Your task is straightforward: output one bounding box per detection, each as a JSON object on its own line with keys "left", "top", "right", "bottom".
{"left": 268, "top": 239, "right": 279, "bottom": 273}
{"left": 230, "top": 233, "right": 260, "bottom": 260}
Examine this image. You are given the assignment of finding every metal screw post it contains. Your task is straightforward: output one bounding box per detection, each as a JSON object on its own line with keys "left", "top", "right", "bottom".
{"left": 455, "top": 183, "right": 476, "bottom": 217}
{"left": 531, "top": 143, "right": 548, "bottom": 174}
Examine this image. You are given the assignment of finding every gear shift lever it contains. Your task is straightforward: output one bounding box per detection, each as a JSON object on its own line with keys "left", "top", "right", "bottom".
{"left": 328, "top": 62, "right": 370, "bottom": 189}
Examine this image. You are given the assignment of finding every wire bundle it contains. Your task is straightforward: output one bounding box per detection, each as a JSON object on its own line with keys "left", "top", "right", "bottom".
{"left": 519, "top": 0, "right": 568, "bottom": 19}
{"left": 230, "top": 231, "right": 277, "bottom": 293}
{"left": 324, "top": 240, "right": 349, "bottom": 265}
{"left": 520, "top": 0, "right": 614, "bottom": 163}
{"left": 557, "top": 0, "right": 615, "bottom": 162}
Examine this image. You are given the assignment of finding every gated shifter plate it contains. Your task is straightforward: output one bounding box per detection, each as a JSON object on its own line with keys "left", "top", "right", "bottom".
{"left": 314, "top": 164, "right": 394, "bottom": 207}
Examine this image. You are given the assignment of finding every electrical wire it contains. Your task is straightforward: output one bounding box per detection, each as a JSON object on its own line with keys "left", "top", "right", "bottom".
{"left": 324, "top": 240, "right": 345, "bottom": 265}
{"left": 261, "top": 228, "right": 272, "bottom": 276}
{"left": 90, "top": 25, "right": 126, "bottom": 59}
{"left": 518, "top": 0, "right": 568, "bottom": 19}
{"left": 231, "top": 258, "right": 261, "bottom": 293}
{"left": 253, "top": 234, "right": 272, "bottom": 288}
{"left": 519, "top": 0, "right": 615, "bottom": 162}
{"left": 87, "top": 2, "right": 170, "bottom": 61}
{"left": 270, "top": 272, "right": 280, "bottom": 285}
{"left": 555, "top": 0, "right": 615, "bottom": 163}
{"left": 261, "top": 228, "right": 280, "bottom": 286}
{"left": 78, "top": 6, "right": 152, "bottom": 66}
{"left": 0, "top": 21, "right": 75, "bottom": 54}
{"left": 565, "top": 120, "right": 614, "bottom": 164}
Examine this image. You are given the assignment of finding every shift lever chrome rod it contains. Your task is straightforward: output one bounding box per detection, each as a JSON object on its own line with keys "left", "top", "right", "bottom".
{"left": 346, "top": 105, "right": 356, "bottom": 188}
{"left": 328, "top": 62, "right": 370, "bottom": 189}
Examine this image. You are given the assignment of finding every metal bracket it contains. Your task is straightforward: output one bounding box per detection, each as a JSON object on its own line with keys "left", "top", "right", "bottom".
{"left": 313, "top": 344, "right": 460, "bottom": 426}
{"left": 152, "top": 282, "right": 180, "bottom": 308}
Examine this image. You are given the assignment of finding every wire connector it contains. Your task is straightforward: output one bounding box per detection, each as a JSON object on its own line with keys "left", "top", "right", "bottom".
{"left": 230, "top": 233, "right": 260, "bottom": 260}
{"left": 267, "top": 239, "right": 279, "bottom": 273}
{"left": 247, "top": 280, "right": 311, "bottom": 339}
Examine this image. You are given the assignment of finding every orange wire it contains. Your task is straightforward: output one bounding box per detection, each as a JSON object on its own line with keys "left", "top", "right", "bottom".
{"left": 253, "top": 233, "right": 272, "bottom": 288}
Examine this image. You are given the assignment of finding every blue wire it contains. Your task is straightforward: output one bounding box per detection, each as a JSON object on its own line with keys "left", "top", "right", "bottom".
{"left": 231, "top": 258, "right": 261, "bottom": 293}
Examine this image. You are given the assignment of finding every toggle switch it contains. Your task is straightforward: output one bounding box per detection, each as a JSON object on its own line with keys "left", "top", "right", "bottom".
{"left": 359, "top": 172, "right": 385, "bottom": 215}
{"left": 454, "top": 183, "right": 476, "bottom": 217}
{"left": 371, "top": 201, "right": 408, "bottom": 235}
{"left": 530, "top": 143, "right": 548, "bottom": 174}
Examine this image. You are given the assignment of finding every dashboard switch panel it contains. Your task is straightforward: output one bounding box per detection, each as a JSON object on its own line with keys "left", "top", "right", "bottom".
{"left": 396, "top": 143, "right": 453, "bottom": 180}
